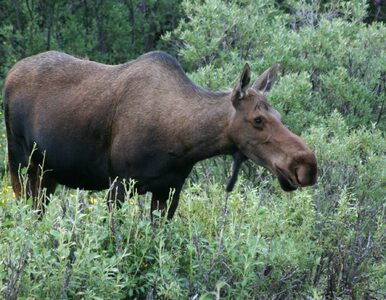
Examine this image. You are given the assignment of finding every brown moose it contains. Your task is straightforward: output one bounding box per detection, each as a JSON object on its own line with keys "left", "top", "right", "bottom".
{"left": 4, "top": 51, "right": 317, "bottom": 219}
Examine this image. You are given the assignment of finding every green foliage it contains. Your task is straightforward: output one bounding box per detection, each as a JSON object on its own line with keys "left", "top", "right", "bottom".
{"left": 0, "top": 0, "right": 183, "bottom": 74}
{"left": 0, "top": 113, "right": 385, "bottom": 299}
{"left": 166, "top": 0, "right": 386, "bottom": 132}
{"left": 304, "top": 112, "right": 386, "bottom": 298}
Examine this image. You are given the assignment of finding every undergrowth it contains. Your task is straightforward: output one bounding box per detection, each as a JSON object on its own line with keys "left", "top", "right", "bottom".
{"left": 0, "top": 114, "right": 385, "bottom": 299}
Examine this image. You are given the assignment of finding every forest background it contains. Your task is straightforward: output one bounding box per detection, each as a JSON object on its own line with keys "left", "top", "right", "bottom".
{"left": 0, "top": 0, "right": 385, "bottom": 299}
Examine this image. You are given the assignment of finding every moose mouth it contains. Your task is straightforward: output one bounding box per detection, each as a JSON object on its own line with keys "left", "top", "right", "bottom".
{"left": 276, "top": 167, "right": 299, "bottom": 192}
{"left": 246, "top": 153, "right": 300, "bottom": 192}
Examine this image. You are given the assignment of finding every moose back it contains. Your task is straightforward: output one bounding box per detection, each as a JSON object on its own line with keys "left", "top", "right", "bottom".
{"left": 4, "top": 51, "right": 317, "bottom": 218}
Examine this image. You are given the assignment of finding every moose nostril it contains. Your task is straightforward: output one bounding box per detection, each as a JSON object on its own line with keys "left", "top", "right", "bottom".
{"left": 294, "top": 168, "right": 302, "bottom": 185}
{"left": 296, "top": 164, "right": 317, "bottom": 186}
{"left": 295, "top": 167, "right": 306, "bottom": 186}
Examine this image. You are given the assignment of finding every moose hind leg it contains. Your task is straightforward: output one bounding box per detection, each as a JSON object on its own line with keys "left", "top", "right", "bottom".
{"left": 37, "top": 171, "right": 58, "bottom": 214}
{"left": 8, "top": 155, "right": 23, "bottom": 199}
{"left": 7, "top": 140, "right": 29, "bottom": 199}
{"left": 7, "top": 139, "right": 55, "bottom": 215}
{"left": 40, "top": 173, "right": 57, "bottom": 196}
{"left": 27, "top": 163, "right": 59, "bottom": 215}
{"left": 107, "top": 179, "right": 127, "bottom": 211}
{"left": 24, "top": 161, "right": 42, "bottom": 211}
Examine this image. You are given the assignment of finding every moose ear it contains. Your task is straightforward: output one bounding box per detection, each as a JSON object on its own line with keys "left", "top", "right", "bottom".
{"left": 252, "top": 63, "right": 279, "bottom": 93}
{"left": 232, "top": 63, "right": 251, "bottom": 108}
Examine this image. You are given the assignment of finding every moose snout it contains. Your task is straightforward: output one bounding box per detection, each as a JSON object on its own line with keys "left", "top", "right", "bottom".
{"left": 294, "top": 155, "right": 317, "bottom": 187}
{"left": 274, "top": 151, "right": 317, "bottom": 192}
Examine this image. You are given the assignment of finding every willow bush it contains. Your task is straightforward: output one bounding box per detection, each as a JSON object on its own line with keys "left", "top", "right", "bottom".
{"left": 1, "top": 113, "right": 384, "bottom": 298}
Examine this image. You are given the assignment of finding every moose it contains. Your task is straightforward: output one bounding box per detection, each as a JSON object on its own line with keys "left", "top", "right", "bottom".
{"left": 4, "top": 51, "right": 317, "bottom": 219}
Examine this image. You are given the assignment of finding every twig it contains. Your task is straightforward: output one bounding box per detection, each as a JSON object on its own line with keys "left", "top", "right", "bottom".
{"left": 216, "top": 192, "right": 230, "bottom": 259}
{"left": 375, "top": 74, "right": 385, "bottom": 127}
{"left": 4, "top": 244, "right": 31, "bottom": 300}
{"left": 60, "top": 242, "right": 76, "bottom": 300}
{"left": 206, "top": 191, "right": 230, "bottom": 286}
{"left": 110, "top": 208, "right": 123, "bottom": 254}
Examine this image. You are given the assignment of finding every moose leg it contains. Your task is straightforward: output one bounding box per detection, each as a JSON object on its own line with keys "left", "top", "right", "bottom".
{"left": 150, "top": 191, "right": 168, "bottom": 220}
{"left": 23, "top": 160, "right": 48, "bottom": 215}
{"left": 40, "top": 173, "right": 58, "bottom": 196}
{"left": 7, "top": 135, "right": 28, "bottom": 199}
{"left": 107, "top": 179, "right": 127, "bottom": 211}
{"left": 151, "top": 186, "right": 182, "bottom": 221}
{"left": 7, "top": 141, "right": 39, "bottom": 202}
{"left": 7, "top": 141, "right": 57, "bottom": 215}
{"left": 26, "top": 162, "right": 40, "bottom": 210}
{"left": 37, "top": 172, "right": 58, "bottom": 213}
{"left": 166, "top": 186, "right": 182, "bottom": 220}
{"left": 8, "top": 154, "right": 22, "bottom": 199}
{"left": 10, "top": 157, "right": 43, "bottom": 213}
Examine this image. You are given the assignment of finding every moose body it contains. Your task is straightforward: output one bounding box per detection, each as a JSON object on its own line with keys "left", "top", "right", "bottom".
{"left": 4, "top": 51, "right": 317, "bottom": 218}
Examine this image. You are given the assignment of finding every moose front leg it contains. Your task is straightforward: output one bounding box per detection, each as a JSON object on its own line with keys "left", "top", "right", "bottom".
{"left": 151, "top": 186, "right": 182, "bottom": 221}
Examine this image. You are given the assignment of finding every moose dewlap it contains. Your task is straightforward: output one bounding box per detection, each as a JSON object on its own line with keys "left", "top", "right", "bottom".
{"left": 4, "top": 51, "right": 317, "bottom": 218}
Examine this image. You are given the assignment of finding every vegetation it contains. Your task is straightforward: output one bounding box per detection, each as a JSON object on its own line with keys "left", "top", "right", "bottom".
{"left": 0, "top": 0, "right": 385, "bottom": 299}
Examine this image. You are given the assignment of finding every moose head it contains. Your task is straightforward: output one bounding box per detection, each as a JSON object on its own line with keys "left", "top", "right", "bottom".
{"left": 227, "top": 64, "right": 317, "bottom": 191}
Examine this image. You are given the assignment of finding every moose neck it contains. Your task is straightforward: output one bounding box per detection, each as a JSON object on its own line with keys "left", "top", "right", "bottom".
{"left": 182, "top": 91, "right": 236, "bottom": 163}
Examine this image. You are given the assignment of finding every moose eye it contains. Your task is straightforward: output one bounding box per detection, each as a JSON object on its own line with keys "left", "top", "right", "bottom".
{"left": 254, "top": 117, "right": 263, "bottom": 126}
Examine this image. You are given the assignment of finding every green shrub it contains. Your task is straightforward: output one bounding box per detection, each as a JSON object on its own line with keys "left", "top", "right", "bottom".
{"left": 165, "top": 0, "right": 386, "bottom": 131}
{"left": 1, "top": 112, "right": 384, "bottom": 299}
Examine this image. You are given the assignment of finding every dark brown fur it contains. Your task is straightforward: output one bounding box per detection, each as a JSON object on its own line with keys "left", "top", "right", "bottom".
{"left": 3, "top": 51, "right": 317, "bottom": 218}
